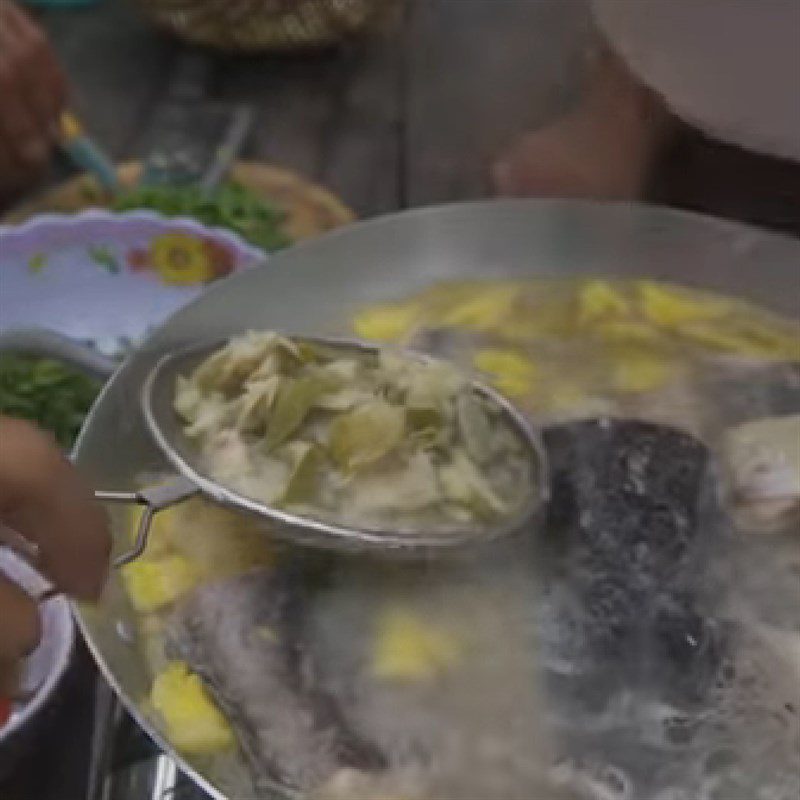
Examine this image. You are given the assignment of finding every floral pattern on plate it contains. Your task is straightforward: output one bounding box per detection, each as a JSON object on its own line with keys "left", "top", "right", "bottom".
{"left": 0, "top": 210, "right": 264, "bottom": 354}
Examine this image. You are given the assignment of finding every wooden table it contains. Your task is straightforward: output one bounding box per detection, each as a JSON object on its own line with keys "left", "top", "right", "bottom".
{"left": 8, "top": 0, "right": 800, "bottom": 230}
{"left": 21, "top": 0, "right": 590, "bottom": 218}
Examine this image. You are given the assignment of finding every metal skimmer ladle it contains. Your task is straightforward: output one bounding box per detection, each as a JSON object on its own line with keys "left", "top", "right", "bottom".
{"left": 103, "top": 336, "right": 549, "bottom": 566}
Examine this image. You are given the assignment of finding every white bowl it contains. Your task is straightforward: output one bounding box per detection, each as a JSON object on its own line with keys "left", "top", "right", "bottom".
{"left": 0, "top": 550, "right": 75, "bottom": 775}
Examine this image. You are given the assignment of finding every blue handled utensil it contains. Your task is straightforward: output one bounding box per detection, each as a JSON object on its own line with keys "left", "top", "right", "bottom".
{"left": 58, "top": 111, "right": 120, "bottom": 193}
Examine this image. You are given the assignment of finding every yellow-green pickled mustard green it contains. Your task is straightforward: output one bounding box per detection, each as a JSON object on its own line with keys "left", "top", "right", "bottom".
{"left": 174, "top": 331, "right": 531, "bottom": 532}
{"left": 265, "top": 376, "right": 325, "bottom": 449}
{"left": 329, "top": 399, "right": 405, "bottom": 470}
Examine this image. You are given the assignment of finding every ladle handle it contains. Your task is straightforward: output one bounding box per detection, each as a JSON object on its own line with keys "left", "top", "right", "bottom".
{"left": 97, "top": 477, "right": 200, "bottom": 568}
{"left": 32, "top": 478, "right": 200, "bottom": 604}
{"left": 0, "top": 332, "right": 200, "bottom": 599}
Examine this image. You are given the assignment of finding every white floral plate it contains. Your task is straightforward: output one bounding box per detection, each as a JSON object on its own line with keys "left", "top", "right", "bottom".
{"left": 0, "top": 210, "right": 265, "bottom": 355}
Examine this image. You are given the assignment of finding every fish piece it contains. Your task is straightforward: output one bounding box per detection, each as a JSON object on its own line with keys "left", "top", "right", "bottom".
{"left": 541, "top": 418, "right": 727, "bottom": 698}
{"left": 167, "top": 568, "right": 386, "bottom": 795}
{"left": 722, "top": 414, "right": 800, "bottom": 534}
{"left": 649, "top": 592, "right": 727, "bottom": 705}
{"left": 543, "top": 418, "right": 715, "bottom": 584}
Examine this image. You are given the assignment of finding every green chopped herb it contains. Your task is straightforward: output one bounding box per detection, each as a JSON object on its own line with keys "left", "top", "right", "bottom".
{"left": 112, "top": 182, "right": 291, "bottom": 252}
{"left": 0, "top": 355, "right": 101, "bottom": 448}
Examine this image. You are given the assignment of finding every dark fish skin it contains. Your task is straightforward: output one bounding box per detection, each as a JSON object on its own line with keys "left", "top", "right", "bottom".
{"left": 167, "top": 568, "right": 386, "bottom": 795}
{"left": 541, "top": 418, "right": 727, "bottom": 698}
{"left": 543, "top": 419, "right": 713, "bottom": 583}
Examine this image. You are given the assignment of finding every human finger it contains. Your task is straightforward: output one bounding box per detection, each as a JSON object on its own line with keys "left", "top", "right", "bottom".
{"left": 0, "top": 417, "right": 111, "bottom": 600}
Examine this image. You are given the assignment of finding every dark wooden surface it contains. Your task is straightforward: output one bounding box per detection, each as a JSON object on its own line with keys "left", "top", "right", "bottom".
{"left": 12, "top": 0, "right": 592, "bottom": 219}
{"left": 7, "top": 0, "right": 798, "bottom": 228}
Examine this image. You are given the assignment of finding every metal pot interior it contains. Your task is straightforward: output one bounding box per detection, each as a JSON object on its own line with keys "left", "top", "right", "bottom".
{"left": 72, "top": 200, "right": 800, "bottom": 799}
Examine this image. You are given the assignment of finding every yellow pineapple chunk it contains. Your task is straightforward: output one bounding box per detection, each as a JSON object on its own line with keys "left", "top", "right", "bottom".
{"left": 372, "top": 607, "right": 461, "bottom": 682}
{"left": 150, "top": 661, "right": 234, "bottom": 754}
{"left": 681, "top": 319, "right": 800, "bottom": 361}
{"left": 637, "top": 280, "right": 731, "bottom": 327}
{"left": 352, "top": 303, "right": 421, "bottom": 342}
{"left": 121, "top": 554, "right": 199, "bottom": 613}
{"left": 472, "top": 348, "right": 536, "bottom": 399}
{"left": 576, "top": 279, "right": 631, "bottom": 326}
{"left": 440, "top": 285, "right": 520, "bottom": 330}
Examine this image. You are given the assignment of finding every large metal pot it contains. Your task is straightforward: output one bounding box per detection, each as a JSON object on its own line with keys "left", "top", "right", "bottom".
{"left": 32, "top": 201, "right": 800, "bottom": 797}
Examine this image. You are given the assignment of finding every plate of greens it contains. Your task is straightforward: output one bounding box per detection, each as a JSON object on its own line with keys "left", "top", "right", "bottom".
{"left": 111, "top": 182, "right": 291, "bottom": 252}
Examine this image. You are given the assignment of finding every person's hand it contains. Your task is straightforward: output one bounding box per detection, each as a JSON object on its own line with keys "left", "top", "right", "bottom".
{"left": 0, "top": 417, "right": 110, "bottom": 699}
{"left": 0, "top": 1, "right": 67, "bottom": 198}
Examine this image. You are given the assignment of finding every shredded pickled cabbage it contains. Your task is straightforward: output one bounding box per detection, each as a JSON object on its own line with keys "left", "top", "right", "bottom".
{"left": 174, "top": 332, "right": 532, "bottom": 532}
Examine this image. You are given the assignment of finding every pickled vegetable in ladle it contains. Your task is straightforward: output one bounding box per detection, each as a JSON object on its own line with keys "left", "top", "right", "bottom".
{"left": 106, "top": 332, "right": 547, "bottom": 564}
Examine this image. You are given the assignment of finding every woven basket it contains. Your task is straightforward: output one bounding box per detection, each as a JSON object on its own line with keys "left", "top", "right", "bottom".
{"left": 134, "top": 0, "right": 400, "bottom": 52}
